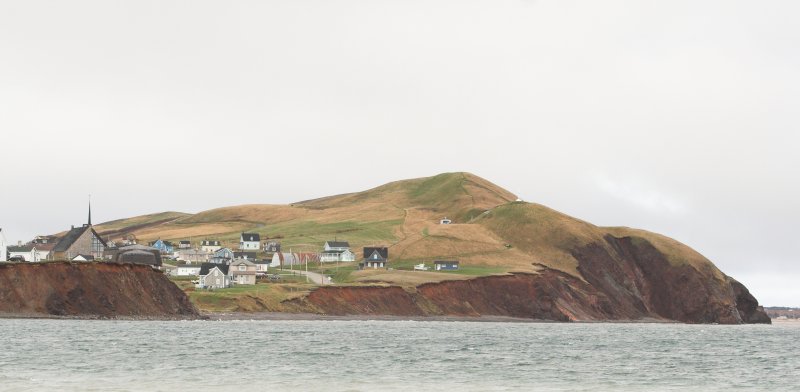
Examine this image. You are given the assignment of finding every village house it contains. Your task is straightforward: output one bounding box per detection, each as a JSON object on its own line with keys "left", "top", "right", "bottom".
{"left": 229, "top": 258, "right": 257, "bottom": 285}
{"left": 149, "top": 239, "right": 174, "bottom": 254}
{"left": 0, "top": 228, "right": 6, "bottom": 261}
{"left": 209, "top": 247, "right": 235, "bottom": 264}
{"left": 434, "top": 260, "right": 460, "bottom": 271}
{"left": 173, "top": 264, "right": 202, "bottom": 276}
{"left": 6, "top": 241, "right": 53, "bottom": 262}
{"left": 233, "top": 251, "right": 257, "bottom": 260}
{"left": 197, "top": 263, "right": 230, "bottom": 289}
{"left": 200, "top": 240, "right": 222, "bottom": 253}
{"left": 176, "top": 248, "right": 210, "bottom": 263}
{"left": 440, "top": 217, "right": 452, "bottom": 224}
{"left": 253, "top": 260, "right": 270, "bottom": 276}
{"left": 362, "top": 247, "right": 389, "bottom": 269}
{"left": 320, "top": 241, "right": 356, "bottom": 263}
{"left": 264, "top": 241, "right": 281, "bottom": 253}
{"left": 178, "top": 240, "right": 192, "bottom": 249}
{"left": 239, "top": 233, "right": 261, "bottom": 250}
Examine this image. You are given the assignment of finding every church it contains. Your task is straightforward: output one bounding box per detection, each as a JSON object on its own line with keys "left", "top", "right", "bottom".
{"left": 52, "top": 202, "right": 107, "bottom": 261}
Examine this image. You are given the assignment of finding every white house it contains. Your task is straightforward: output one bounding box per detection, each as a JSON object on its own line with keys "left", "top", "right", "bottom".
{"left": 440, "top": 217, "right": 452, "bottom": 225}
{"left": 200, "top": 240, "right": 222, "bottom": 253}
{"left": 173, "top": 264, "right": 202, "bottom": 276}
{"left": 0, "top": 228, "right": 7, "bottom": 262}
{"left": 7, "top": 243, "right": 50, "bottom": 262}
{"left": 320, "top": 249, "right": 356, "bottom": 263}
{"left": 239, "top": 233, "right": 261, "bottom": 250}
{"left": 320, "top": 240, "right": 356, "bottom": 263}
{"left": 253, "top": 260, "right": 270, "bottom": 275}
{"left": 324, "top": 241, "right": 350, "bottom": 252}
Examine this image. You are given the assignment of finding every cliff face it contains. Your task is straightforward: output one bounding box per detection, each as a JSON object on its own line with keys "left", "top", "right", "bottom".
{"left": 289, "top": 235, "right": 770, "bottom": 324}
{"left": 0, "top": 262, "right": 199, "bottom": 319}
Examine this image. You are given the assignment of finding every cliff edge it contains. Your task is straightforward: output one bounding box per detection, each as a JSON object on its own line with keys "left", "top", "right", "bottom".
{"left": 0, "top": 262, "right": 200, "bottom": 319}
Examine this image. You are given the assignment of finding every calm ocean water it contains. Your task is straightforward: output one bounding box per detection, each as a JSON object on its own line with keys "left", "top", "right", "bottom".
{"left": 0, "top": 319, "right": 797, "bottom": 391}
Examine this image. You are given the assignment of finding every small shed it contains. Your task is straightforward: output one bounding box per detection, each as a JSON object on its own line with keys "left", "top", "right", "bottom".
{"left": 439, "top": 217, "right": 452, "bottom": 225}
{"left": 434, "top": 260, "right": 459, "bottom": 271}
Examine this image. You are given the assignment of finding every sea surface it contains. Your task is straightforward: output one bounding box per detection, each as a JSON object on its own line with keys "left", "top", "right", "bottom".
{"left": 0, "top": 319, "right": 798, "bottom": 391}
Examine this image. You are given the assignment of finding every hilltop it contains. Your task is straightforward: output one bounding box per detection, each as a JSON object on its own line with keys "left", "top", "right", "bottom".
{"left": 86, "top": 172, "right": 769, "bottom": 323}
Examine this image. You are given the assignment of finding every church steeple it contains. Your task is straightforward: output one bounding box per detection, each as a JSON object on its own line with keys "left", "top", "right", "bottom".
{"left": 88, "top": 195, "right": 92, "bottom": 226}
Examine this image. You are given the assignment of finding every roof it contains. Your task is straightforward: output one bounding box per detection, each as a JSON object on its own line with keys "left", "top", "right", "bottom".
{"left": 241, "top": 233, "right": 261, "bottom": 242}
{"left": 365, "top": 249, "right": 387, "bottom": 262}
{"left": 326, "top": 241, "right": 350, "bottom": 248}
{"left": 180, "top": 240, "right": 191, "bottom": 244}
{"left": 199, "top": 263, "right": 230, "bottom": 275}
{"left": 322, "top": 249, "right": 345, "bottom": 254}
{"left": 176, "top": 264, "right": 202, "bottom": 269}
{"left": 234, "top": 251, "right": 257, "bottom": 259}
{"left": 434, "top": 260, "right": 460, "bottom": 264}
{"left": 230, "top": 258, "right": 256, "bottom": 266}
{"left": 201, "top": 240, "right": 221, "bottom": 246}
{"left": 363, "top": 247, "right": 388, "bottom": 260}
{"left": 53, "top": 225, "right": 107, "bottom": 252}
{"left": 8, "top": 245, "right": 34, "bottom": 252}
{"left": 72, "top": 254, "right": 95, "bottom": 261}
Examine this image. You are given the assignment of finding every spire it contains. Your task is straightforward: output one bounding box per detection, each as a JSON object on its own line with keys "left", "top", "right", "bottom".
{"left": 88, "top": 194, "right": 92, "bottom": 226}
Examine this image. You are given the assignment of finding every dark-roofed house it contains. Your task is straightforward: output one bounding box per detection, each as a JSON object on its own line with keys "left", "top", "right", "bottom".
{"left": 434, "top": 260, "right": 460, "bottom": 271}
{"left": 53, "top": 225, "right": 107, "bottom": 261}
{"left": 324, "top": 241, "right": 350, "bottom": 252}
{"left": 200, "top": 240, "right": 222, "bottom": 253}
{"left": 321, "top": 240, "right": 355, "bottom": 263}
{"left": 239, "top": 233, "right": 261, "bottom": 250}
{"left": 233, "top": 251, "right": 257, "bottom": 260}
{"left": 197, "top": 263, "right": 231, "bottom": 289}
{"left": 362, "top": 247, "right": 388, "bottom": 269}
{"left": 264, "top": 241, "right": 281, "bottom": 253}
{"left": 179, "top": 240, "right": 192, "bottom": 249}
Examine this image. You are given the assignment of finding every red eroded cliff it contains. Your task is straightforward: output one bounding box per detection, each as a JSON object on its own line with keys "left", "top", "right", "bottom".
{"left": 0, "top": 262, "right": 199, "bottom": 319}
{"left": 290, "top": 235, "right": 770, "bottom": 324}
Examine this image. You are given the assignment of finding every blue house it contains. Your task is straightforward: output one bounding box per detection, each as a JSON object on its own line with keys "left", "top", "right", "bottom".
{"left": 434, "top": 260, "right": 459, "bottom": 271}
{"left": 150, "top": 239, "right": 174, "bottom": 254}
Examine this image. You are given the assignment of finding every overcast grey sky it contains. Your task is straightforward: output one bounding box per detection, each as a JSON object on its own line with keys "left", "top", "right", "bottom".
{"left": 1, "top": 1, "right": 798, "bottom": 305}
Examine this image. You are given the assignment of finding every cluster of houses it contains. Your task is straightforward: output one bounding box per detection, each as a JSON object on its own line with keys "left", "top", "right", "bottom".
{"left": 1, "top": 207, "right": 461, "bottom": 290}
